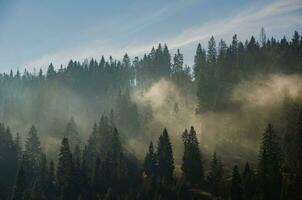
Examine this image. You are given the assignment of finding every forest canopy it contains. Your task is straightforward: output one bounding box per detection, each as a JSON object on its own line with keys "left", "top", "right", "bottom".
{"left": 0, "top": 30, "right": 302, "bottom": 199}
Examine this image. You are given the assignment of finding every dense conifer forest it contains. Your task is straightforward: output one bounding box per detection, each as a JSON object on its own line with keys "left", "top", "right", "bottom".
{"left": 0, "top": 30, "right": 302, "bottom": 199}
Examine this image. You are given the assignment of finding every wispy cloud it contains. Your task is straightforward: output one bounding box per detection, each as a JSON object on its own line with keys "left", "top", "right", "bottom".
{"left": 25, "top": 0, "right": 302, "bottom": 70}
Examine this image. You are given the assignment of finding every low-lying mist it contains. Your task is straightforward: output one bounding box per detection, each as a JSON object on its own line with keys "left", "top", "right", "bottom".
{"left": 127, "top": 73, "right": 302, "bottom": 167}
{"left": 1, "top": 73, "right": 301, "bottom": 167}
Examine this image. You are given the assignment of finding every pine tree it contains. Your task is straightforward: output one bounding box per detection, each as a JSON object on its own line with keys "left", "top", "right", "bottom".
{"left": 65, "top": 117, "right": 80, "bottom": 151}
{"left": 181, "top": 126, "right": 204, "bottom": 185}
{"left": 172, "top": 49, "right": 183, "bottom": 74}
{"left": 230, "top": 165, "right": 244, "bottom": 200}
{"left": 111, "top": 128, "right": 128, "bottom": 187}
{"left": 86, "top": 123, "right": 98, "bottom": 173}
{"left": 257, "top": 124, "right": 282, "bottom": 200}
{"left": 157, "top": 128, "right": 174, "bottom": 183}
{"left": 46, "top": 63, "right": 56, "bottom": 79}
{"left": 162, "top": 44, "right": 171, "bottom": 77}
{"left": 46, "top": 160, "right": 56, "bottom": 200}
{"left": 57, "top": 138, "right": 75, "bottom": 200}
{"left": 92, "top": 157, "right": 103, "bottom": 198}
{"left": 207, "top": 152, "right": 223, "bottom": 196}
{"left": 242, "top": 162, "right": 256, "bottom": 200}
{"left": 14, "top": 132, "right": 23, "bottom": 164}
{"left": 0, "top": 124, "right": 18, "bottom": 199}
{"left": 193, "top": 43, "right": 206, "bottom": 81}
{"left": 11, "top": 166, "right": 26, "bottom": 200}
{"left": 143, "top": 141, "right": 157, "bottom": 180}
{"left": 207, "top": 36, "right": 217, "bottom": 66}
{"left": 98, "top": 115, "right": 111, "bottom": 157}
{"left": 80, "top": 150, "right": 91, "bottom": 200}
{"left": 30, "top": 153, "right": 48, "bottom": 200}
{"left": 73, "top": 144, "right": 81, "bottom": 199}
{"left": 24, "top": 125, "right": 42, "bottom": 185}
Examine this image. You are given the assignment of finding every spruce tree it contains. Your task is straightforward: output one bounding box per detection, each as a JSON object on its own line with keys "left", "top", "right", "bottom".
{"left": 257, "top": 124, "right": 282, "bottom": 200}
{"left": 193, "top": 43, "right": 206, "bottom": 81}
{"left": 57, "top": 138, "right": 75, "bottom": 200}
{"left": 207, "top": 36, "right": 217, "bottom": 66}
{"left": 80, "top": 150, "right": 91, "bottom": 200}
{"left": 207, "top": 152, "right": 223, "bottom": 196}
{"left": 46, "top": 160, "right": 56, "bottom": 200}
{"left": 11, "top": 166, "right": 26, "bottom": 200}
{"left": 30, "top": 153, "right": 48, "bottom": 200}
{"left": 181, "top": 126, "right": 204, "bottom": 185}
{"left": 242, "top": 162, "right": 256, "bottom": 200}
{"left": 24, "top": 125, "right": 42, "bottom": 185}
{"left": 86, "top": 123, "right": 98, "bottom": 173}
{"left": 0, "top": 124, "right": 18, "bottom": 199}
{"left": 46, "top": 63, "right": 56, "bottom": 79}
{"left": 230, "top": 165, "right": 244, "bottom": 200}
{"left": 14, "top": 132, "right": 23, "bottom": 164}
{"left": 157, "top": 128, "right": 174, "bottom": 183}
{"left": 143, "top": 141, "right": 157, "bottom": 180}
{"left": 98, "top": 115, "right": 111, "bottom": 157}
{"left": 73, "top": 144, "right": 81, "bottom": 199}
{"left": 65, "top": 117, "right": 80, "bottom": 151}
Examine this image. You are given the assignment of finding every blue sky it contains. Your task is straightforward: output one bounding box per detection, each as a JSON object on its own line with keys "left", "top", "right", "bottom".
{"left": 0, "top": 0, "right": 301, "bottom": 73}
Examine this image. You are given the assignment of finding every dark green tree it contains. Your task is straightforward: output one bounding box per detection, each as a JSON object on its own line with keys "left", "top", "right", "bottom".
{"left": 207, "top": 152, "right": 223, "bottom": 196}
{"left": 242, "top": 162, "right": 256, "bottom": 200}
{"left": 65, "top": 117, "right": 80, "bottom": 151}
{"left": 11, "top": 166, "right": 27, "bottom": 200}
{"left": 46, "top": 160, "right": 56, "bottom": 200}
{"left": 143, "top": 141, "right": 157, "bottom": 180}
{"left": 0, "top": 124, "right": 18, "bottom": 199}
{"left": 46, "top": 63, "right": 56, "bottom": 79}
{"left": 30, "top": 153, "right": 48, "bottom": 200}
{"left": 24, "top": 125, "right": 42, "bottom": 185}
{"left": 193, "top": 43, "right": 206, "bottom": 81}
{"left": 157, "top": 128, "right": 174, "bottom": 183}
{"left": 230, "top": 165, "right": 244, "bottom": 200}
{"left": 257, "top": 124, "right": 282, "bottom": 200}
{"left": 181, "top": 126, "right": 204, "bottom": 185}
{"left": 73, "top": 144, "right": 81, "bottom": 199}
{"left": 56, "top": 138, "right": 75, "bottom": 200}
{"left": 14, "top": 132, "right": 23, "bottom": 164}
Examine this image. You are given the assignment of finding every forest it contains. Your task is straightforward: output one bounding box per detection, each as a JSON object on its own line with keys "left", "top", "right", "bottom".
{"left": 0, "top": 29, "right": 302, "bottom": 200}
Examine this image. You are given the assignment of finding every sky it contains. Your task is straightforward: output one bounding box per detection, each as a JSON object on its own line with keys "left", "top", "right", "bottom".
{"left": 0, "top": 0, "right": 301, "bottom": 73}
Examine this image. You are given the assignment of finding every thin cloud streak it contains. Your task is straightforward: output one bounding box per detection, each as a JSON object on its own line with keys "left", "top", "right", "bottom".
{"left": 25, "top": 0, "right": 302, "bottom": 70}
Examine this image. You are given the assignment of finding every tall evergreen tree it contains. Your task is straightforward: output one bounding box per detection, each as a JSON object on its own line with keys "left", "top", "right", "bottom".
{"left": 242, "top": 162, "right": 256, "bottom": 200}
{"left": 11, "top": 166, "right": 27, "bottom": 200}
{"left": 14, "top": 132, "right": 23, "bottom": 164}
{"left": 181, "top": 126, "right": 204, "bottom": 185}
{"left": 30, "top": 153, "right": 48, "bottom": 200}
{"left": 230, "top": 165, "right": 244, "bottom": 200}
{"left": 57, "top": 138, "right": 75, "bottom": 200}
{"left": 157, "top": 128, "right": 174, "bottom": 183}
{"left": 73, "top": 144, "right": 81, "bottom": 199}
{"left": 193, "top": 43, "right": 206, "bottom": 81}
{"left": 143, "top": 141, "right": 157, "bottom": 180}
{"left": 24, "top": 125, "right": 42, "bottom": 185}
{"left": 86, "top": 123, "right": 98, "bottom": 173}
{"left": 46, "top": 63, "right": 56, "bottom": 79}
{"left": 257, "top": 124, "right": 282, "bottom": 200}
{"left": 0, "top": 124, "right": 18, "bottom": 199}
{"left": 207, "top": 36, "right": 217, "bottom": 66}
{"left": 46, "top": 160, "right": 56, "bottom": 200}
{"left": 207, "top": 152, "right": 223, "bottom": 196}
{"left": 65, "top": 117, "right": 80, "bottom": 151}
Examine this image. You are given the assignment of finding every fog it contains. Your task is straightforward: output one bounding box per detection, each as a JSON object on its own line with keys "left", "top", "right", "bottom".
{"left": 127, "top": 74, "right": 302, "bottom": 166}
{"left": 0, "top": 72, "right": 301, "bottom": 167}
